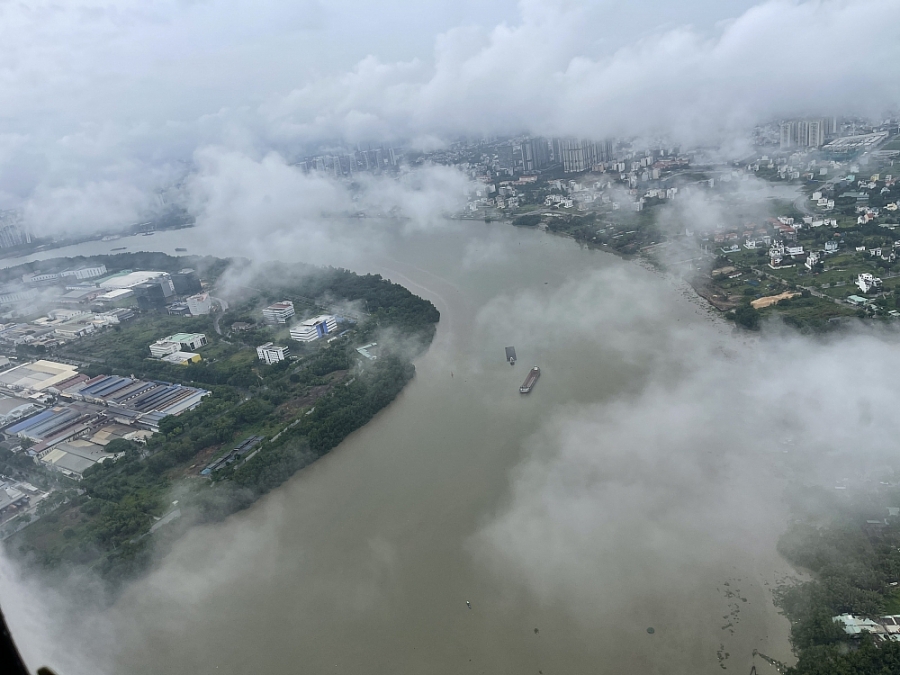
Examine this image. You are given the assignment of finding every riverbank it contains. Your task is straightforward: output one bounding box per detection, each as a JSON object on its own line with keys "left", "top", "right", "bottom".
{"left": 0, "top": 219, "right": 804, "bottom": 675}
{"left": 2, "top": 253, "right": 440, "bottom": 588}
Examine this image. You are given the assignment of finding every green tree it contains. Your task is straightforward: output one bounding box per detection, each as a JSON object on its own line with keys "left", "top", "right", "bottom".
{"left": 733, "top": 304, "right": 761, "bottom": 330}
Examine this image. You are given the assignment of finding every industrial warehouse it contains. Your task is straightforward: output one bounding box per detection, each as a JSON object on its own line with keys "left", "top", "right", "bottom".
{"left": 0, "top": 359, "right": 209, "bottom": 480}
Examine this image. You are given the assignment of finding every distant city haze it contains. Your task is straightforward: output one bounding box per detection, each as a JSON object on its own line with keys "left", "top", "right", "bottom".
{"left": 1, "top": 0, "right": 899, "bottom": 235}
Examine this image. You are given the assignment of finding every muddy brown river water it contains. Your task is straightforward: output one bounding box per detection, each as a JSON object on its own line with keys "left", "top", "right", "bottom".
{"left": 2, "top": 220, "right": 796, "bottom": 674}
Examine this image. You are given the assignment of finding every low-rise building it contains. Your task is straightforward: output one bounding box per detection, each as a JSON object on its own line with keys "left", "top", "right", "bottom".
{"left": 161, "top": 351, "right": 202, "bottom": 366}
{"left": 166, "top": 302, "right": 192, "bottom": 316}
{"left": 0, "top": 360, "right": 79, "bottom": 392}
{"left": 256, "top": 343, "right": 290, "bottom": 364}
{"left": 186, "top": 292, "right": 212, "bottom": 316}
{"left": 170, "top": 332, "right": 207, "bottom": 350}
{"left": 150, "top": 340, "right": 180, "bottom": 358}
{"left": 150, "top": 333, "right": 207, "bottom": 357}
{"left": 263, "top": 301, "right": 295, "bottom": 324}
{"left": 857, "top": 273, "right": 883, "bottom": 294}
{"left": 290, "top": 315, "right": 338, "bottom": 342}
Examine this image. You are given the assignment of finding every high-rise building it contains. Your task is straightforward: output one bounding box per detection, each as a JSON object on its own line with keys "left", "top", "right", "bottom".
{"left": 807, "top": 119, "right": 826, "bottom": 147}
{"left": 594, "top": 139, "right": 614, "bottom": 164}
{"left": 497, "top": 144, "right": 515, "bottom": 172}
{"left": 0, "top": 212, "right": 32, "bottom": 249}
{"left": 557, "top": 138, "right": 597, "bottom": 173}
{"left": 522, "top": 138, "right": 551, "bottom": 171}
{"left": 780, "top": 121, "right": 796, "bottom": 148}
{"left": 781, "top": 118, "right": 829, "bottom": 148}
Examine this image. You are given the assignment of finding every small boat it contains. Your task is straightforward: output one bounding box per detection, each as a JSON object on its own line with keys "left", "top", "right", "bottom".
{"left": 519, "top": 366, "right": 540, "bottom": 394}
{"left": 175, "top": 247, "right": 187, "bottom": 252}
{"left": 142, "top": 232, "right": 155, "bottom": 236}
{"left": 111, "top": 246, "right": 127, "bottom": 251}
{"left": 505, "top": 346, "right": 517, "bottom": 365}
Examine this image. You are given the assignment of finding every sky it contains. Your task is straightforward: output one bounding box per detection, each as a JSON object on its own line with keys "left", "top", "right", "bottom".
{"left": 3, "top": 0, "right": 900, "bottom": 238}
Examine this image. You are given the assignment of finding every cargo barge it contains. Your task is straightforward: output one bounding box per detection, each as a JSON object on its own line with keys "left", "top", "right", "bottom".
{"left": 505, "top": 346, "right": 517, "bottom": 365}
{"left": 519, "top": 366, "right": 540, "bottom": 393}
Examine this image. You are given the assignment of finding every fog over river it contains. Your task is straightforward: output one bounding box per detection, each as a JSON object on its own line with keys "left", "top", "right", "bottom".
{"left": 2, "top": 221, "right": 807, "bottom": 674}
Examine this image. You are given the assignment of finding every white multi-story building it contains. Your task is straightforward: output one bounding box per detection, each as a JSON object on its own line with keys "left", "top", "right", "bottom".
{"left": 857, "top": 273, "right": 883, "bottom": 294}
{"left": 256, "top": 342, "right": 290, "bottom": 364}
{"left": 149, "top": 340, "right": 180, "bottom": 358}
{"left": 290, "top": 315, "right": 338, "bottom": 342}
{"left": 150, "top": 332, "right": 207, "bottom": 357}
{"left": 263, "top": 301, "right": 295, "bottom": 324}
{"left": 186, "top": 292, "right": 212, "bottom": 316}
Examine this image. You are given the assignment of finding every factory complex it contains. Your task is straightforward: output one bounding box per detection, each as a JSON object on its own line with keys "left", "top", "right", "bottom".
{"left": 0, "top": 359, "right": 209, "bottom": 480}
{"left": 0, "top": 266, "right": 211, "bottom": 352}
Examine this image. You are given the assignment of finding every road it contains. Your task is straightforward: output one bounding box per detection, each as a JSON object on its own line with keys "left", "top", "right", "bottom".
{"left": 210, "top": 296, "right": 229, "bottom": 335}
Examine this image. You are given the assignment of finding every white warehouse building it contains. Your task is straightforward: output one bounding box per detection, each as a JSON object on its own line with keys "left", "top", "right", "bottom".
{"left": 256, "top": 343, "right": 290, "bottom": 364}
{"left": 290, "top": 315, "right": 338, "bottom": 342}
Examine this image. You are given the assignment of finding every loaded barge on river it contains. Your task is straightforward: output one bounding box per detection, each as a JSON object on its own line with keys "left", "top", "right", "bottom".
{"left": 519, "top": 366, "right": 540, "bottom": 394}
{"left": 505, "top": 346, "right": 517, "bottom": 365}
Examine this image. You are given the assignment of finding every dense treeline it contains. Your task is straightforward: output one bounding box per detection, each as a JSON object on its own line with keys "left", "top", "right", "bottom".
{"left": 787, "top": 638, "right": 900, "bottom": 675}
{"left": 776, "top": 490, "right": 900, "bottom": 674}
{"left": 93, "top": 354, "right": 416, "bottom": 582}
{"left": 248, "top": 262, "right": 440, "bottom": 336}
{"left": 513, "top": 214, "right": 542, "bottom": 227}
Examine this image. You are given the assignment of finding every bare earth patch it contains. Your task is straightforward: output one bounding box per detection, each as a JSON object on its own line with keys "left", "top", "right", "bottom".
{"left": 751, "top": 291, "right": 800, "bottom": 309}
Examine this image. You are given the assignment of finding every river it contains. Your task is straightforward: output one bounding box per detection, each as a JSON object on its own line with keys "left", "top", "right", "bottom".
{"left": 2, "top": 221, "right": 796, "bottom": 674}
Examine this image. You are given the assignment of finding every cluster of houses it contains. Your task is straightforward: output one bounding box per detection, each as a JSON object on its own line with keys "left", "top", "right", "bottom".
{"left": 834, "top": 614, "right": 900, "bottom": 643}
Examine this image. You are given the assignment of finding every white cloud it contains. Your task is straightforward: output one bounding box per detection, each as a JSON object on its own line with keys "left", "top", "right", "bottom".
{"left": 471, "top": 267, "right": 900, "bottom": 633}
{"left": 264, "top": 0, "right": 900, "bottom": 145}
{"left": 3, "top": 0, "right": 899, "bottom": 236}
{"left": 185, "top": 147, "right": 472, "bottom": 265}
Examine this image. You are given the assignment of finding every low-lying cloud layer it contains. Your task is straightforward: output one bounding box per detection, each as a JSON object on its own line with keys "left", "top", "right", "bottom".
{"left": 466, "top": 266, "right": 900, "bottom": 668}
{"left": 186, "top": 149, "right": 472, "bottom": 265}
{"left": 4, "top": 0, "right": 900, "bottom": 237}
